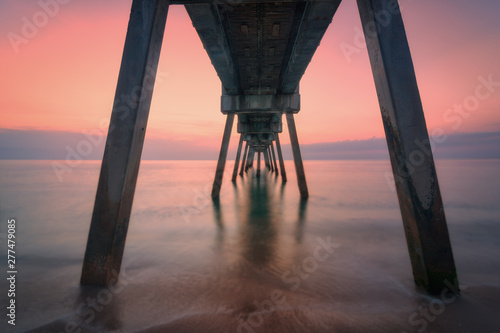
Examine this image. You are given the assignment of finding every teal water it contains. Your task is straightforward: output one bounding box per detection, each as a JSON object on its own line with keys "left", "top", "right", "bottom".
{"left": 0, "top": 160, "right": 499, "bottom": 332}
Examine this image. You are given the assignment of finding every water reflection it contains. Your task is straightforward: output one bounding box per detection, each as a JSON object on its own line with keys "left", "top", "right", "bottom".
{"left": 5, "top": 160, "right": 499, "bottom": 333}
{"left": 212, "top": 171, "right": 308, "bottom": 268}
{"left": 296, "top": 198, "right": 308, "bottom": 243}
{"left": 212, "top": 197, "right": 225, "bottom": 252}
{"left": 240, "top": 173, "right": 277, "bottom": 266}
{"left": 212, "top": 197, "right": 224, "bottom": 229}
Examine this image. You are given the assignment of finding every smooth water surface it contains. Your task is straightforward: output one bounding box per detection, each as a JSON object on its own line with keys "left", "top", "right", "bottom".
{"left": 0, "top": 160, "right": 499, "bottom": 332}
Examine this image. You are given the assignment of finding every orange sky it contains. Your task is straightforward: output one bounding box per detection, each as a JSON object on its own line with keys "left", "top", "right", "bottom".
{"left": 1, "top": 0, "right": 499, "bottom": 149}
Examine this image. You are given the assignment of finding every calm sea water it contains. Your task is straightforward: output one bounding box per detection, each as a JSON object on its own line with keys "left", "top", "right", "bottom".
{"left": 0, "top": 160, "right": 499, "bottom": 333}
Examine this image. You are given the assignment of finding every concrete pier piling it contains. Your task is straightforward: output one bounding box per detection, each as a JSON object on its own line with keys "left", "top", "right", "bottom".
{"left": 246, "top": 149, "right": 255, "bottom": 172}
{"left": 357, "top": 0, "right": 458, "bottom": 293}
{"left": 256, "top": 149, "right": 262, "bottom": 177}
{"left": 211, "top": 113, "right": 234, "bottom": 199}
{"left": 286, "top": 113, "right": 308, "bottom": 198}
{"left": 239, "top": 141, "right": 249, "bottom": 176}
{"left": 271, "top": 141, "right": 279, "bottom": 175}
{"left": 81, "top": 0, "right": 170, "bottom": 286}
{"left": 268, "top": 146, "right": 274, "bottom": 172}
{"left": 275, "top": 133, "right": 287, "bottom": 182}
{"left": 264, "top": 148, "right": 270, "bottom": 171}
{"left": 232, "top": 134, "right": 244, "bottom": 182}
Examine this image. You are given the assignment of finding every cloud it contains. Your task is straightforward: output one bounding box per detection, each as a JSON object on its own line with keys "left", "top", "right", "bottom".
{"left": 0, "top": 128, "right": 218, "bottom": 160}
{"left": 286, "top": 132, "right": 500, "bottom": 160}
{"left": 287, "top": 137, "right": 389, "bottom": 160}
{"left": 1, "top": 129, "right": 499, "bottom": 161}
{"left": 429, "top": 131, "right": 500, "bottom": 159}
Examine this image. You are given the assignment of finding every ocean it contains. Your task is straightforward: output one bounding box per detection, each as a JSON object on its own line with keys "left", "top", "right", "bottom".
{"left": 0, "top": 159, "right": 499, "bottom": 332}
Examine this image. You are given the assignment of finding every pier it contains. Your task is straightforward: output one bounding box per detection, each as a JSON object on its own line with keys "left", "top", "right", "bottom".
{"left": 81, "top": 0, "right": 458, "bottom": 295}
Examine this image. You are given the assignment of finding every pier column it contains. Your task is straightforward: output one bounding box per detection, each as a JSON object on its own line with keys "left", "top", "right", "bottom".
{"left": 275, "top": 134, "right": 287, "bottom": 182}
{"left": 264, "top": 148, "right": 270, "bottom": 170}
{"left": 357, "top": 0, "right": 458, "bottom": 294}
{"left": 239, "top": 141, "right": 249, "bottom": 176}
{"left": 81, "top": 0, "right": 170, "bottom": 286}
{"left": 271, "top": 141, "right": 278, "bottom": 175}
{"left": 232, "top": 134, "right": 244, "bottom": 182}
{"left": 212, "top": 113, "right": 235, "bottom": 198}
{"left": 256, "top": 149, "right": 261, "bottom": 177}
{"left": 268, "top": 146, "right": 274, "bottom": 172}
{"left": 245, "top": 148, "right": 251, "bottom": 171}
{"left": 286, "top": 113, "right": 308, "bottom": 198}
{"left": 245, "top": 149, "right": 250, "bottom": 171}
{"left": 247, "top": 149, "right": 255, "bottom": 171}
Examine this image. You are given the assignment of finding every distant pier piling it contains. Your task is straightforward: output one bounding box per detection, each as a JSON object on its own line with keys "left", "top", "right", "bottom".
{"left": 240, "top": 141, "right": 249, "bottom": 176}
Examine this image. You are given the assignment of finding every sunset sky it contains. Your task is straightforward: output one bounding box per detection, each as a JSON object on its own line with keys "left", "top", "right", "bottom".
{"left": 1, "top": 0, "right": 499, "bottom": 159}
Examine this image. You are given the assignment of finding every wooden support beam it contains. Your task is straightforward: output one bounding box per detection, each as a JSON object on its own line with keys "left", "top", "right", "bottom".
{"left": 286, "top": 113, "right": 308, "bottom": 198}
{"left": 81, "top": 0, "right": 170, "bottom": 286}
{"left": 211, "top": 113, "right": 235, "bottom": 198}
{"left": 239, "top": 141, "right": 249, "bottom": 176}
{"left": 271, "top": 141, "right": 279, "bottom": 175}
{"left": 357, "top": 0, "right": 458, "bottom": 294}
{"left": 232, "top": 133, "right": 244, "bottom": 182}
{"left": 275, "top": 133, "right": 287, "bottom": 182}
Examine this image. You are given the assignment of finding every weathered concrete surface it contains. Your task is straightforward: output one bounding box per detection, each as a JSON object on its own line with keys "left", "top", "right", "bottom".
{"left": 237, "top": 114, "right": 282, "bottom": 134}
{"left": 81, "top": 0, "right": 169, "bottom": 286}
{"left": 212, "top": 113, "right": 235, "bottom": 198}
{"left": 222, "top": 93, "right": 300, "bottom": 113}
{"left": 357, "top": 0, "right": 458, "bottom": 294}
{"left": 187, "top": 1, "right": 340, "bottom": 95}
